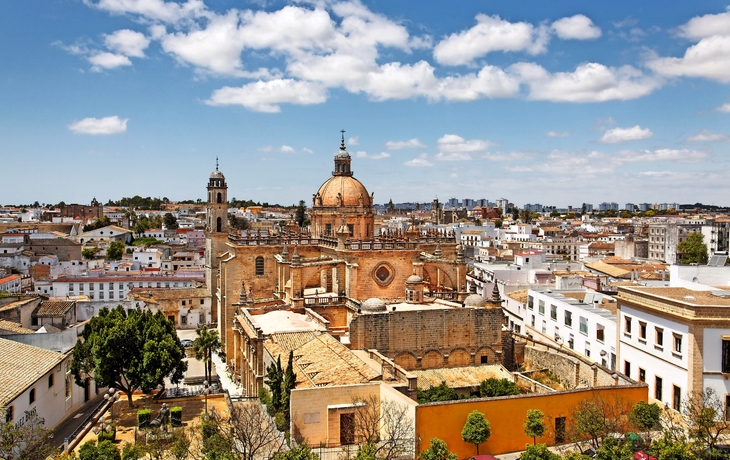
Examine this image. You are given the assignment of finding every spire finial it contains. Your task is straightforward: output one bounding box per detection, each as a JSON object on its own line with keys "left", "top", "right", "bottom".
{"left": 340, "top": 129, "right": 346, "bottom": 150}
{"left": 216, "top": 157, "right": 219, "bottom": 171}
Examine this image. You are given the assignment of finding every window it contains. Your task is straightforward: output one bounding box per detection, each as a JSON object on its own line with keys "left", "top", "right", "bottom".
{"left": 255, "top": 256, "right": 264, "bottom": 276}
{"left": 200, "top": 299, "right": 204, "bottom": 305}
{"left": 541, "top": 320, "right": 546, "bottom": 334}
{"left": 674, "top": 334, "right": 682, "bottom": 354}
{"left": 655, "top": 376, "right": 663, "bottom": 401}
{"left": 5, "top": 406, "right": 12, "bottom": 423}
{"left": 182, "top": 300, "right": 186, "bottom": 306}
{"left": 639, "top": 368, "right": 646, "bottom": 382}
{"left": 726, "top": 396, "right": 730, "bottom": 422}
{"left": 181, "top": 315, "right": 187, "bottom": 325}
{"left": 585, "top": 342, "right": 591, "bottom": 358}
{"left": 480, "top": 356, "right": 488, "bottom": 364}
{"left": 550, "top": 304, "right": 557, "bottom": 321}
{"left": 639, "top": 322, "right": 647, "bottom": 341}
{"left": 596, "top": 324, "right": 605, "bottom": 343}
{"left": 673, "top": 385, "right": 681, "bottom": 410}
{"left": 655, "top": 327, "right": 664, "bottom": 347}
{"left": 579, "top": 317, "right": 588, "bottom": 335}
{"left": 538, "top": 300, "right": 545, "bottom": 315}
{"left": 99, "top": 292, "right": 104, "bottom": 300}
{"left": 48, "top": 373, "right": 54, "bottom": 388}
{"left": 723, "top": 339, "right": 730, "bottom": 373}
{"left": 29, "top": 388, "right": 35, "bottom": 404}
{"left": 624, "top": 315, "right": 632, "bottom": 335}
{"left": 624, "top": 361, "right": 631, "bottom": 378}
{"left": 554, "top": 416, "right": 566, "bottom": 444}
{"left": 527, "top": 295, "right": 534, "bottom": 310}
{"left": 89, "top": 283, "right": 94, "bottom": 291}
{"left": 531, "top": 315, "right": 535, "bottom": 327}
{"left": 565, "top": 311, "right": 572, "bottom": 328}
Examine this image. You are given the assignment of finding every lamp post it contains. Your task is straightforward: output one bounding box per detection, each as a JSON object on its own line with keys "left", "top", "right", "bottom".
{"left": 104, "top": 388, "right": 120, "bottom": 424}
{"left": 92, "top": 415, "right": 113, "bottom": 438}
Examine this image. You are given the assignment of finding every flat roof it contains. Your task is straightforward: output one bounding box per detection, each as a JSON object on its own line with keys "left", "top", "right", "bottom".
{"left": 251, "top": 310, "right": 326, "bottom": 335}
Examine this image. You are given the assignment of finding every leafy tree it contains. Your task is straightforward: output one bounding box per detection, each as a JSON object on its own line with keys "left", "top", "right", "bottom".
{"left": 418, "top": 438, "right": 457, "bottom": 460}
{"left": 518, "top": 444, "right": 560, "bottom": 460}
{"left": 524, "top": 409, "right": 546, "bottom": 445}
{"left": 648, "top": 435, "right": 695, "bottom": 460}
{"left": 295, "top": 200, "right": 307, "bottom": 227}
{"left": 82, "top": 248, "right": 99, "bottom": 259}
{"left": 677, "top": 232, "right": 708, "bottom": 264}
{"left": 461, "top": 410, "right": 491, "bottom": 455}
{"left": 71, "top": 305, "right": 187, "bottom": 407}
{"left": 568, "top": 396, "right": 632, "bottom": 450}
{"left": 593, "top": 437, "right": 632, "bottom": 460}
{"left": 629, "top": 401, "right": 661, "bottom": 442}
{"left": 272, "top": 444, "right": 319, "bottom": 460}
{"left": 163, "top": 212, "right": 179, "bottom": 229}
{"left": 355, "top": 442, "right": 377, "bottom": 460}
{"left": 192, "top": 325, "right": 225, "bottom": 385}
{"left": 228, "top": 213, "right": 249, "bottom": 230}
{"left": 0, "top": 409, "right": 57, "bottom": 460}
{"left": 106, "top": 241, "right": 125, "bottom": 260}
{"left": 684, "top": 388, "right": 730, "bottom": 455}
{"left": 83, "top": 216, "right": 112, "bottom": 232}
{"left": 417, "top": 382, "right": 458, "bottom": 403}
{"left": 479, "top": 378, "right": 520, "bottom": 398}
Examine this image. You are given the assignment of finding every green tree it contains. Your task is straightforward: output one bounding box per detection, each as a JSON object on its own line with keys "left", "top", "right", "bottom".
{"left": 479, "top": 378, "right": 520, "bottom": 398}
{"left": 518, "top": 444, "right": 560, "bottom": 460}
{"left": 228, "top": 213, "right": 250, "bottom": 231}
{"left": 418, "top": 438, "right": 457, "bottom": 460}
{"left": 461, "top": 410, "right": 491, "bottom": 455}
{"left": 0, "top": 409, "right": 57, "bottom": 460}
{"left": 193, "top": 325, "right": 225, "bottom": 385}
{"left": 71, "top": 306, "right": 187, "bottom": 407}
{"left": 106, "top": 241, "right": 125, "bottom": 260}
{"left": 593, "top": 437, "right": 633, "bottom": 460}
{"left": 265, "top": 356, "right": 285, "bottom": 414}
{"left": 78, "top": 439, "right": 121, "bottom": 460}
{"left": 494, "top": 219, "right": 502, "bottom": 228}
{"left": 684, "top": 388, "right": 730, "bottom": 455}
{"left": 417, "top": 382, "right": 458, "bottom": 403}
{"left": 273, "top": 444, "right": 319, "bottom": 460}
{"left": 163, "top": 212, "right": 179, "bottom": 229}
{"left": 355, "top": 443, "right": 377, "bottom": 460}
{"left": 295, "top": 200, "right": 307, "bottom": 227}
{"left": 629, "top": 401, "right": 661, "bottom": 442}
{"left": 568, "top": 396, "right": 632, "bottom": 450}
{"left": 677, "top": 232, "right": 708, "bottom": 264}
{"left": 648, "top": 435, "right": 694, "bottom": 460}
{"left": 523, "top": 409, "right": 546, "bottom": 445}
{"left": 82, "top": 248, "right": 99, "bottom": 259}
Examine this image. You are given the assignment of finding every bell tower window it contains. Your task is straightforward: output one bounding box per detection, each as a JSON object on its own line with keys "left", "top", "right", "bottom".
{"left": 216, "top": 217, "right": 222, "bottom": 233}
{"left": 217, "top": 192, "right": 222, "bottom": 203}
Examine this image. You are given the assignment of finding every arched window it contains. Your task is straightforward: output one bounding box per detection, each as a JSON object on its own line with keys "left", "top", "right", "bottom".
{"left": 217, "top": 192, "right": 222, "bottom": 203}
{"left": 216, "top": 217, "right": 222, "bottom": 232}
{"left": 255, "top": 256, "right": 264, "bottom": 276}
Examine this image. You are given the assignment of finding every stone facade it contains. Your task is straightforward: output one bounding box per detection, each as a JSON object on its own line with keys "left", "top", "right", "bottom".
{"left": 349, "top": 307, "right": 505, "bottom": 370}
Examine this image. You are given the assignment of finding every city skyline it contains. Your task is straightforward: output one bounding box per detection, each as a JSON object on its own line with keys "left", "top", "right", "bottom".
{"left": 2, "top": 1, "right": 729, "bottom": 206}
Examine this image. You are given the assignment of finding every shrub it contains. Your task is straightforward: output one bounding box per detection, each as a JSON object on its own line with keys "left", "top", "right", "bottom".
{"left": 171, "top": 406, "right": 183, "bottom": 427}
{"left": 137, "top": 409, "right": 151, "bottom": 428}
{"left": 97, "top": 425, "right": 116, "bottom": 442}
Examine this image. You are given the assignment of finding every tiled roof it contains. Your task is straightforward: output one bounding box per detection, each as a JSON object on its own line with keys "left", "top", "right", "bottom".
{"left": 265, "top": 332, "right": 380, "bottom": 388}
{"left": 412, "top": 364, "right": 512, "bottom": 390}
{"left": 0, "top": 338, "right": 65, "bottom": 406}
{"left": 128, "top": 287, "right": 210, "bottom": 301}
{"left": 33, "top": 301, "right": 75, "bottom": 318}
{"left": 506, "top": 289, "right": 529, "bottom": 304}
{"left": 0, "top": 297, "right": 39, "bottom": 313}
{"left": 0, "top": 320, "right": 35, "bottom": 335}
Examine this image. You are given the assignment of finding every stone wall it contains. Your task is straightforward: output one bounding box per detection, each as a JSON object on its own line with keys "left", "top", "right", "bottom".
{"left": 349, "top": 307, "right": 505, "bottom": 370}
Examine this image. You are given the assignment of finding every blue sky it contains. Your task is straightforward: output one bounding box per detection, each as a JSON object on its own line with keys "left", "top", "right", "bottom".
{"left": 2, "top": 0, "right": 730, "bottom": 208}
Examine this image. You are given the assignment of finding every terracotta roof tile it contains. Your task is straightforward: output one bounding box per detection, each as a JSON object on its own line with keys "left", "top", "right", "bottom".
{"left": 0, "top": 338, "right": 65, "bottom": 406}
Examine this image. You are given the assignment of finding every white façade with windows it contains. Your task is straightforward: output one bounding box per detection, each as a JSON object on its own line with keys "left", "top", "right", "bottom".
{"left": 524, "top": 289, "right": 617, "bottom": 370}
{"left": 618, "top": 304, "right": 688, "bottom": 411}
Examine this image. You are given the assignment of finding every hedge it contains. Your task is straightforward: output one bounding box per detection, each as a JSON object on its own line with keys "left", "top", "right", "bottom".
{"left": 137, "top": 409, "right": 151, "bottom": 428}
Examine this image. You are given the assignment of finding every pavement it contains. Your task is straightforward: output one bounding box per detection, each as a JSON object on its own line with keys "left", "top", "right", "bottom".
{"left": 51, "top": 393, "right": 107, "bottom": 448}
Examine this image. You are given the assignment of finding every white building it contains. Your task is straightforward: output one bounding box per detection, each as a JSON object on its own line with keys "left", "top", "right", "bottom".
{"left": 132, "top": 248, "right": 163, "bottom": 269}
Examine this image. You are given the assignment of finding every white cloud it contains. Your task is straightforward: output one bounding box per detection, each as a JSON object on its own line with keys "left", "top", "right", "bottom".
{"left": 385, "top": 138, "right": 426, "bottom": 150}
{"left": 88, "top": 52, "right": 132, "bottom": 71}
{"left": 437, "top": 134, "right": 497, "bottom": 152}
{"left": 647, "top": 35, "right": 730, "bottom": 83}
{"left": 717, "top": 103, "right": 730, "bottom": 113}
{"left": 598, "top": 126, "right": 653, "bottom": 144}
{"left": 552, "top": 15, "right": 601, "bottom": 40}
{"left": 512, "top": 62, "right": 661, "bottom": 102}
{"left": 68, "top": 116, "right": 128, "bottom": 135}
{"left": 206, "top": 79, "right": 327, "bottom": 113}
{"left": 433, "top": 14, "right": 549, "bottom": 66}
{"left": 92, "top": 0, "right": 209, "bottom": 25}
{"left": 104, "top": 29, "right": 150, "bottom": 57}
{"left": 435, "top": 152, "right": 471, "bottom": 161}
{"left": 617, "top": 148, "right": 708, "bottom": 163}
{"left": 355, "top": 151, "right": 390, "bottom": 160}
{"left": 677, "top": 8, "right": 730, "bottom": 40}
{"left": 280, "top": 145, "right": 295, "bottom": 153}
{"left": 302, "top": 147, "right": 313, "bottom": 154}
{"left": 687, "top": 129, "right": 729, "bottom": 143}
{"left": 547, "top": 131, "right": 570, "bottom": 138}
{"left": 347, "top": 136, "right": 358, "bottom": 146}
{"left": 404, "top": 153, "right": 433, "bottom": 167}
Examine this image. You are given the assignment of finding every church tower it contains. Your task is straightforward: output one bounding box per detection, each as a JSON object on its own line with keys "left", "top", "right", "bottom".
{"left": 205, "top": 159, "right": 228, "bottom": 327}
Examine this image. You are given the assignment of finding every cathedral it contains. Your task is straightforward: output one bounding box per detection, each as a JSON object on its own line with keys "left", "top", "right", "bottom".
{"left": 205, "top": 134, "right": 481, "bottom": 393}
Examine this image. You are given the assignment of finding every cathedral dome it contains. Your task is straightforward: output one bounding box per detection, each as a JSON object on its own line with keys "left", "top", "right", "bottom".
{"left": 406, "top": 274, "right": 423, "bottom": 284}
{"left": 315, "top": 176, "right": 371, "bottom": 207}
{"left": 361, "top": 298, "right": 386, "bottom": 313}
{"left": 464, "top": 294, "right": 486, "bottom": 308}
{"left": 210, "top": 170, "right": 225, "bottom": 180}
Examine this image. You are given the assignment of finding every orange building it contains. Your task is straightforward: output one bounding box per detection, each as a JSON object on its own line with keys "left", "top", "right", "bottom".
{"left": 416, "top": 384, "right": 648, "bottom": 457}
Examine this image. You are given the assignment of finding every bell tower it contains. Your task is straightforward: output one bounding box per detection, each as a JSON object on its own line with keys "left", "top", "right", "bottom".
{"left": 333, "top": 130, "right": 353, "bottom": 177}
{"left": 206, "top": 158, "right": 228, "bottom": 234}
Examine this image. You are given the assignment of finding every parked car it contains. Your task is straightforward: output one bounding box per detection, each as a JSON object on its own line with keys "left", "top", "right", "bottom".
{"left": 181, "top": 339, "right": 194, "bottom": 347}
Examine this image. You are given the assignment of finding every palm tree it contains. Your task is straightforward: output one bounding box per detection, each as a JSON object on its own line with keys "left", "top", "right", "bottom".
{"left": 193, "top": 326, "right": 225, "bottom": 384}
